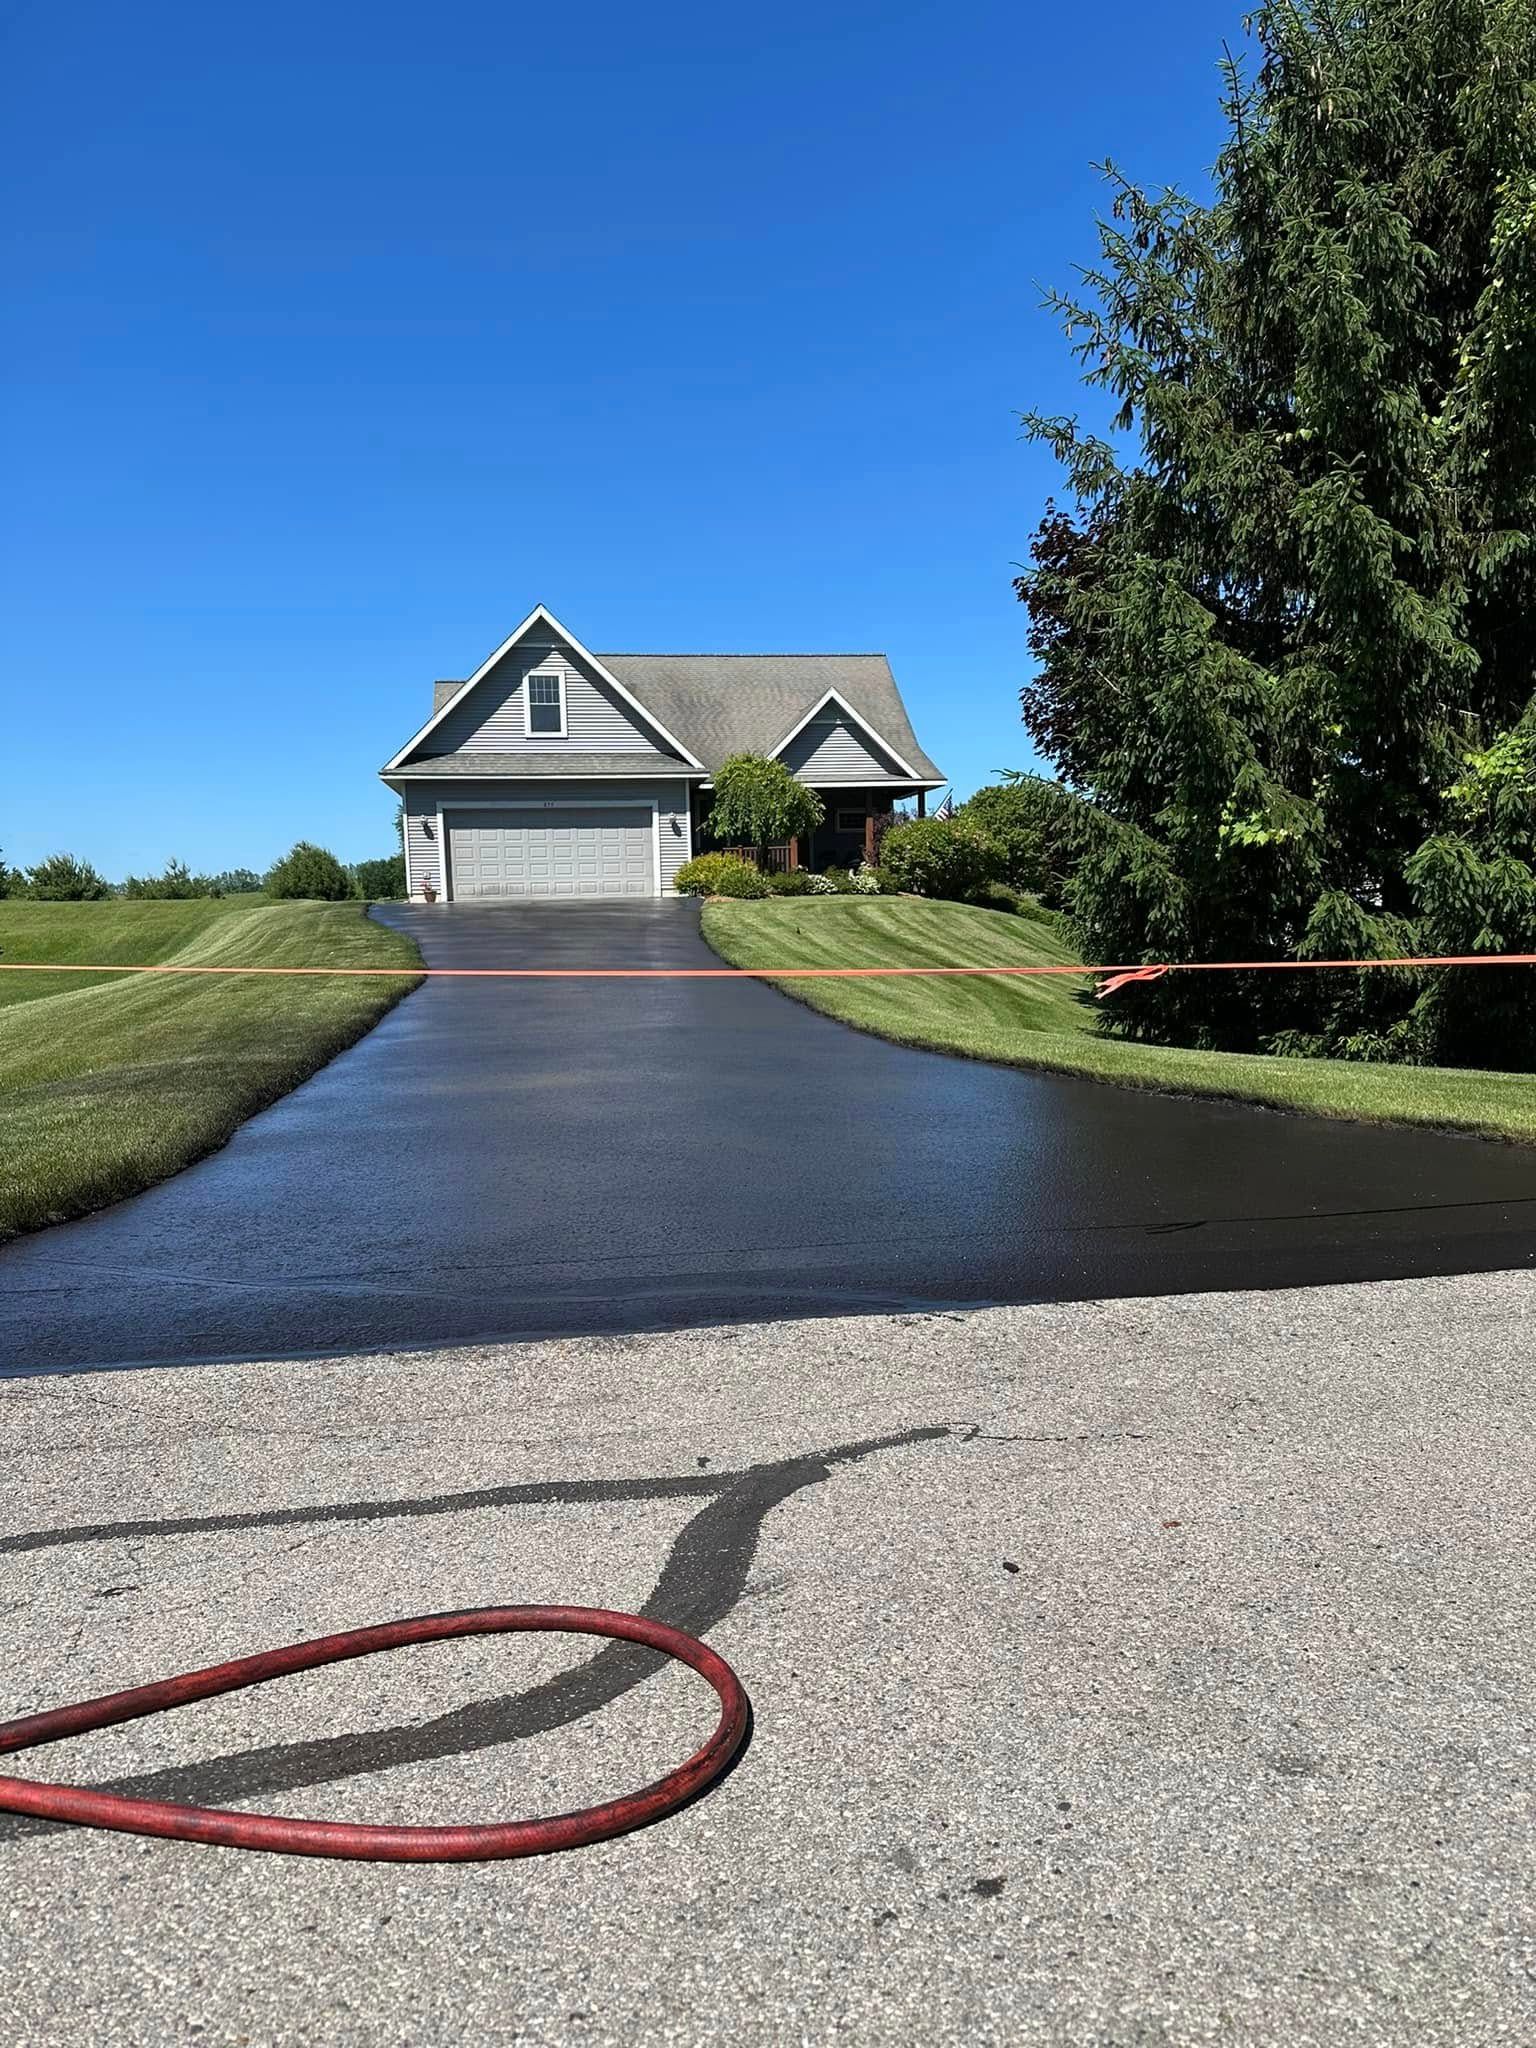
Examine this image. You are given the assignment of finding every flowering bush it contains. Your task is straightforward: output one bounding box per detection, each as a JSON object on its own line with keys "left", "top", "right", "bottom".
{"left": 850, "top": 862, "right": 882, "bottom": 895}
{"left": 806, "top": 874, "right": 838, "bottom": 895}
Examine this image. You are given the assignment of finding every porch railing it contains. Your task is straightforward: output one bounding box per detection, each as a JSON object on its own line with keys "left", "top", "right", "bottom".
{"left": 719, "top": 843, "right": 799, "bottom": 874}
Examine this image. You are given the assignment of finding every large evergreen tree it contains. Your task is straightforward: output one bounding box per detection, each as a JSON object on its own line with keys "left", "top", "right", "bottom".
{"left": 1020, "top": 0, "right": 1536, "bottom": 1064}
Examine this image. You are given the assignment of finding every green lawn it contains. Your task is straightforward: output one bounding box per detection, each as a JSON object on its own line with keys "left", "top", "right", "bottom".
{"left": 0, "top": 895, "right": 263, "bottom": 1011}
{"left": 702, "top": 895, "right": 1536, "bottom": 1144}
{"left": 0, "top": 898, "right": 423, "bottom": 1241}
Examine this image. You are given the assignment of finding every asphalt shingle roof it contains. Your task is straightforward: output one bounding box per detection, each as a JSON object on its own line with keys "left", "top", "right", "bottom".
{"left": 595, "top": 653, "right": 942, "bottom": 781}
{"left": 389, "top": 646, "right": 942, "bottom": 782}
{"left": 390, "top": 750, "right": 693, "bottom": 779}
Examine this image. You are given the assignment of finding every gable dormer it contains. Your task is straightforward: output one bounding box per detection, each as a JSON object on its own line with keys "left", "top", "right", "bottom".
{"left": 773, "top": 691, "right": 914, "bottom": 781}
{"left": 385, "top": 607, "right": 704, "bottom": 772}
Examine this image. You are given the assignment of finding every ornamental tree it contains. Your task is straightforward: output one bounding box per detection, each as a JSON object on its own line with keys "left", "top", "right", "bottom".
{"left": 1018, "top": 0, "right": 1536, "bottom": 1065}
{"left": 707, "top": 754, "right": 824, "bottom": 864}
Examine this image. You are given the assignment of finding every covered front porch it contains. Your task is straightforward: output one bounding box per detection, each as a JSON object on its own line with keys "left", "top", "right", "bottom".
{"left": 693, "top": 782, "right": 940, "bottom": 872}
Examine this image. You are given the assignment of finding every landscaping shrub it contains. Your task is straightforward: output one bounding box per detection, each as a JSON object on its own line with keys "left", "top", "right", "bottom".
{"left": 704, "top": 755, "right": 824, "bottom": 862}
{"left": 820, "top": 867, "right": 854, "bottom": 893}
{"left": 849, "top": 862, "right": 882, "bottom": 895}
{"left": 20, "top": 852, "right": 111, "bottom": 901}
{"left": 766, "top": 869, "right": 812, "bottom": 896}
{"left": 960, "top": 880, "right": 1065, "bottom": 931}
{"left": 122, "top": 858, "right": 220, "bottom": 899}
{"left": 879, "top": 818, "right": 1000, "bottom": 901}
{"left": 352, "top": 854, "right": 408, "bottom": 900}
{"left": 265, "top": 841, "right": 355, "bottom": 901}
{"left": 960, "top": 777, "right": 1076, "bottom": 905}
{"left": 672, "top": 853, "right": 769, "bottom": 899}
{"left": 806, "top": 874, "right": 837, "bottom": 895}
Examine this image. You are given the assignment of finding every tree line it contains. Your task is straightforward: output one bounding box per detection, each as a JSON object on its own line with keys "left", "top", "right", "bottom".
{"left": 1016, "top": 0, "right": 1536, "bottom": 1068}
{"left": 0, "top": 843, "right": 406, "bottom": 902}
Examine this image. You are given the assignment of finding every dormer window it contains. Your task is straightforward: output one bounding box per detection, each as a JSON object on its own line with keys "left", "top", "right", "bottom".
{"left": 525, "top": 666, "right": 567, "bottom": 738}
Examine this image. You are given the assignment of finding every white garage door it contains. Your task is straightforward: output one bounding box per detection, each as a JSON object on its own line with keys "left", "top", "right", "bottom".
{"left": 446, "top": 806, "right": 655, "bottom": 899}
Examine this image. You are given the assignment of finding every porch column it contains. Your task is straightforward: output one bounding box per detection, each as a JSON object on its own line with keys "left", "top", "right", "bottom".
{"left": 917, "top": 789, "right": 926, "bottom": 819}
{"left": 788, "top": 836, "right": 799, "bottom": 870}
{"left": 864, "top": 795, "right": 876, "bottom": 867}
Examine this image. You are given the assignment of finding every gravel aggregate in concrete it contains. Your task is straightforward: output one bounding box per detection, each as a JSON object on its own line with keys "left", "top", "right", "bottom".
{"left": 1, "top": 1270, "right": 1534, "bottom": 2045}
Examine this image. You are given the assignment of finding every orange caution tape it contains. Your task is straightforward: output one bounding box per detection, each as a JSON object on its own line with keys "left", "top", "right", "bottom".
{"left": 1095, "top": 965, "right": 1171, "bottom": 997}
{"left": 1, "top": 953, "right": 1535, "bottom": 984}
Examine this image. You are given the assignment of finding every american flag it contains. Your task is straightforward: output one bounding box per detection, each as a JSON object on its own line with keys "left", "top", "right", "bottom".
{"left": 932, "top": 789, "right": 955, "bottom": 819}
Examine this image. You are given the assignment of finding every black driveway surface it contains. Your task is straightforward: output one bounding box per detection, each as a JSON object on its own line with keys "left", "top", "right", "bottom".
{"left": 2, "top": 899, "right": 1533, "bottom": 1372}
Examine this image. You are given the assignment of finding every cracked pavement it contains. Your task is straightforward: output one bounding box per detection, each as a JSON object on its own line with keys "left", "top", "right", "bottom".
{"left": 1, "top": 1270, "right": 1534, "bottom": 2046}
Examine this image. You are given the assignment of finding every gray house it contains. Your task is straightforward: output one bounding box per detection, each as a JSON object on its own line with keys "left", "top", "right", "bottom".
{"left": 382, "top": 605, "right": 945, "bottom": 902}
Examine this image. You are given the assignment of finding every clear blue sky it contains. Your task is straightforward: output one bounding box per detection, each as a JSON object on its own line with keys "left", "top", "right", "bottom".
{"left": 3, "top": 0, "right": 1243, "bottom": 878}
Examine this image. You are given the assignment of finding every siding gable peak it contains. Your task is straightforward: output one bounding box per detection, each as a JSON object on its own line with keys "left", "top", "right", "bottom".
{"left": 384, "top": 605, "right": 707, "bottom": 774}
{"left": 768, "top": 688, "right": 919, "bottom": 782}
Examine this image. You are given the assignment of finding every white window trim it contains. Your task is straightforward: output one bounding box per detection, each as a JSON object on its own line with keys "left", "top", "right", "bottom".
{"left": 523, "top": 664, "right": 568, "bottom": 740}
{"left": 436, "top": 797, "right": 662, "bottom": 901}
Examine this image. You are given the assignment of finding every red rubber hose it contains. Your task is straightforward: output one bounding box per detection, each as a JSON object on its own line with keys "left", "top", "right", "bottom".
{"left": 0, "top": 1605, "right": 750, "bottom": 1862}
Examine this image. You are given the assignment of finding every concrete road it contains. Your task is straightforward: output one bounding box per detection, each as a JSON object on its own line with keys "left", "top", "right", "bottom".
{"left": 2, "top": 900, "right": 1534, "bottom": 1371}
{"left": 2, "top": 1269, "right": 1532, "bottom": 2046}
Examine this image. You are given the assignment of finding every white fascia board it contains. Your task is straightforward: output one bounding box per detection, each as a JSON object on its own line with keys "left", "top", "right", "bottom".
{"left": 697, "top": 776, "right": 944, "bottom": 791}
{"left": 766, "top": 689, "right": 922, "bottom": 781}
{"left": 382, "top": 604, "right": 706, "bottom": 773}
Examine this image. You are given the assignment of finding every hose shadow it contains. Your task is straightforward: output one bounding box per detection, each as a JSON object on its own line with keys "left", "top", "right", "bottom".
{"left": 0, "top": 1426, "right": 947, "bottom": 1847}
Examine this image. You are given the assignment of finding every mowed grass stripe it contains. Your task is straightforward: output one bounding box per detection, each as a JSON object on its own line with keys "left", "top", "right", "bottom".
{"left": 0, "top": 900, "right": 423, "bottom": 1241}
{"left": 0, "top": 897, "right": 264, "bottom": 1010}
{"left": 701, "top": 895, "right": 1536, "bottom": 1144}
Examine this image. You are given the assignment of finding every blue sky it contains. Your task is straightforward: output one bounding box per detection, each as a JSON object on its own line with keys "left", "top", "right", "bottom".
{"left": 4, "top": 0, "right": 1244, "bottom": 877}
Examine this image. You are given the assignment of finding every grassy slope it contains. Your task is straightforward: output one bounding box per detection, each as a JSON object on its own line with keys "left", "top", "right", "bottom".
{"left": 0, "top": 899, "right": 423, "bottom": 1240}
{"left": 0, "top": 896, "right": 263, "bottom": 1010}
{"left": 702, "top": 896, "right": 1536, "bottom": 1144}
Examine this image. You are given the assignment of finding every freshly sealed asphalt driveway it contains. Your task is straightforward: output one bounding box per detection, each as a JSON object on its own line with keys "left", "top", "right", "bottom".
{"left": 2, "top": 900, "right": 1534, "bottom": 1372}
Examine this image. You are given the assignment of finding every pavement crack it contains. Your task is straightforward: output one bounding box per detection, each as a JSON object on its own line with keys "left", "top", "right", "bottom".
{"left": 964, "top": 1431, "right": 1151, "bottom": 1446}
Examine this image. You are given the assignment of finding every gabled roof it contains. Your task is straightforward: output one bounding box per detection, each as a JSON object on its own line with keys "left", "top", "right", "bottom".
{"left": 384, "top": 605, "right": 706, "bottom": 775}
{"left": 383, "top": 613, "right": 944, "bottom": 783}
{"left": 595, "top": 653, "right": 943, "bottom": 780}
{"left": 766, "top": 686, "right": 921, "bottom": 781}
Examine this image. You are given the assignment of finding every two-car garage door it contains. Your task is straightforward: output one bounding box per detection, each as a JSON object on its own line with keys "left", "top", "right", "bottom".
{"left": 445, "top": 805, "right": 655, "bottom": 899}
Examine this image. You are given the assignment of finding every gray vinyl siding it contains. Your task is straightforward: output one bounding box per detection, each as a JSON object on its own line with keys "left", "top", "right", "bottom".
{"left": 656, "top": 781, "right": 693, "bottom": 889}
{"left": 395, "top": 778, "right": 693, "bottom": 897}
{"left": 419, "top": 638, "right": 683, "bottom": 760}
{"left": 778, "top": 708, "right": 904, "bottom": 780}
{"left": 402, "top": 790, "right": 443, "bottom": 897}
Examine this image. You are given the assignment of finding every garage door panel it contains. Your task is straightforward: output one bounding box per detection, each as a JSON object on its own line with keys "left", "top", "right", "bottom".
{"left": 447, "top": 806, "right": 655, "bottom": 899}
